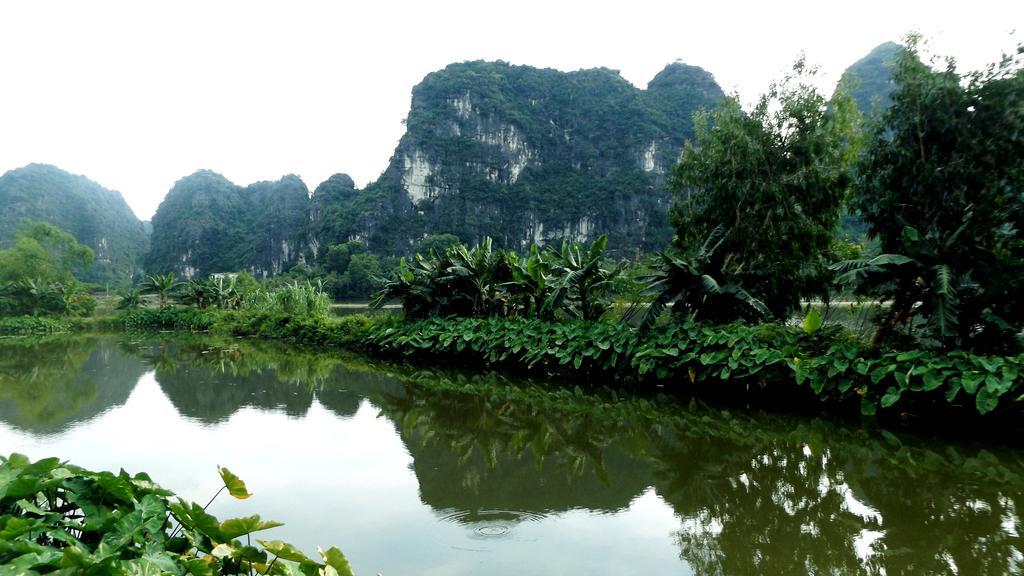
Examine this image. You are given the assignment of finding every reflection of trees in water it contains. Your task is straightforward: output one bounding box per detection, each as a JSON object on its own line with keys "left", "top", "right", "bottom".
{"left": 378, "top": 370, "right": 1024, "bottom": 575}
{"left": 124, "top": 336, "right": 405, "bottom": 423}
{"left": 0, "top": 337, "right": 145, "bottom": 434}
{"left": 378, "top": 376, "right": 653, "bottom": 515}
{"left": 8, "top": 335, "right": 1018, "bottom": 573}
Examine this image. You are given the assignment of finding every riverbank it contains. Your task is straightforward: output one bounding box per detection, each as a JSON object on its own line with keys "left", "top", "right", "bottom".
{"left": 4, "top": 307, "right": 1022, "bottom": 430}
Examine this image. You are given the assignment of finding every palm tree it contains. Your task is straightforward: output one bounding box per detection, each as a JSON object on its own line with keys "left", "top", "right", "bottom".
{"left": 141, "top": 273, "right": 182, "bottom": 308}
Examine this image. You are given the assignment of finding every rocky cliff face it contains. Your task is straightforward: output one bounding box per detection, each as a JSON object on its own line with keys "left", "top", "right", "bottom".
{"left": 145, "top": 171, "right": 309, "bottom": 278}
{"left": 314, "top": 60, "right": 725, "bottom": 255}
{"left": 0, "top": 164, "right": 148, "bottom": 285}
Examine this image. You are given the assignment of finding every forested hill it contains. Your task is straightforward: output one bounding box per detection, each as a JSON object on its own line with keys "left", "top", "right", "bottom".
{"left": 0, "top": 164, "right": 147, "bottom": 285}
{"left": 837, "top": 42, "right": 904, "bottom": 117}
{"left": 145, "top": 171, "right": 310, "bottom": 279}
{"left": 310, "top": 60, "right": 726, "bottom": 255}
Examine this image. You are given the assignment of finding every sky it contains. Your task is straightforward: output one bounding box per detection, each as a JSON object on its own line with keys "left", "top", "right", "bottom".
{"left": 0, "top": 1, "right": 1020, "bottom": 220}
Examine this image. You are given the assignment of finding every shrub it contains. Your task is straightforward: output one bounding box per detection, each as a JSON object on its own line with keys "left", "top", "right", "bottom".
{"left": 0, "top": 453, "right": 353, "bottom": 575}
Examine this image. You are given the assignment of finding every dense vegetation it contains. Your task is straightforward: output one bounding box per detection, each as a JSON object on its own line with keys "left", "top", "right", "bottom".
{"left": 668, "top": 60, "right": 861, "bottom": 320}
{"left": 0, "top": 454, "right": 353, "bottom": 575}
{"left": 0, "top": 221, "right": 96, "bottom": 317}
{"left": 839, "top": 37, "right": 1024, "bottom": 352}
{"left": 0, "top": 164, "right": 147, "bottom": 285}
{"left": 364, "top": 317, "right": 1023, "bottom": 418}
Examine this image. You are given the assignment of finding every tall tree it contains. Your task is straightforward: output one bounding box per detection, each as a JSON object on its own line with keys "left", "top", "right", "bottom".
{"left": 844, "top": 37, "right": 1024, "bottom": 351}
{"left": 669, "top": 59, "right": 861, "bottom": 319}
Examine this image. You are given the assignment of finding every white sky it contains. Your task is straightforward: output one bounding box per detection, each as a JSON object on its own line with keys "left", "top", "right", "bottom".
{"left": 0, "top": 1, "right": 1020, "bottom": 220}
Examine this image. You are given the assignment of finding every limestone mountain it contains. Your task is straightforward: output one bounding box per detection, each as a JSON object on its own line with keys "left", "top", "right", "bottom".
{"left": 0, "top": 163, "right": 147, "bottom": 285}
{"left": 144, "top": 171, "right": 309, "bottom": 278}
{"left": 312, "top": 60, "right": 726, "bottom": 255}
{"left": 837, "top": 42, "right": 904, "bottom": 118}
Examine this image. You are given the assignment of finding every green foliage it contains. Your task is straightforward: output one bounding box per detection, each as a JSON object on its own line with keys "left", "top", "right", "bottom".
{"left": 670, "top": 59, "right": 861, "bottom": 318}
{"left": 627, "top": 234, "right": 771, "bottom": 329}
{"left": 115, "top": 287, "right": 143, "bottom": 310}
{"left": 413, "top": 234, "right": 461, "bottom": 256}
{"left": 221, "top": 312, "right": 389, "bottom": 349}
{"left": 121, "top": 307, "right": 223, "bottom": 332}
{"left": 0, "top": 221, "right": 94, "bottom": 284}
{"left": 140, "top": 273, "right": 183, "bottom": 309}
{"left": 0, "top": 315, "right": 87, "bottom": 335}
{"left": 0, "top": 453, "right": 353, "bottom": 575}
{"left": 0, "top": 279, "right": 96, "bottom": 318}
{"left": 0, "top": 164, "right": 147, "bottom": 285}
{"left": 366, "top": 316, "right": 1024, "bottom": 417}
{"left": 242, "top": 281, "right": 332, "bottom": 319}
{"left": 849, "top": 37, "right": 1024, "bottom": 352}
{"left": 179, "top": 276, "right": 243, "bottom": 310}
{"left": 372, "top": 236, "right": 621, "bottom": 321}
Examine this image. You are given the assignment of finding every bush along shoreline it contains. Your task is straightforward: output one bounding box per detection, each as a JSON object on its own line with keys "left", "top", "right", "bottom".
{"left": 362, "top": 317, "right": 1023, "bottom": 422}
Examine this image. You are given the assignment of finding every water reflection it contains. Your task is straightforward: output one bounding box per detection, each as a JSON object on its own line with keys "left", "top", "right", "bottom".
{"left": 0, "top": 336, "right": 1021, "bottom": 575}
{"left": 0, "top": 337, "right": 146, "bottom": 434}
{"left": 376, "top": 370, "right": 1024, "bottom": 575}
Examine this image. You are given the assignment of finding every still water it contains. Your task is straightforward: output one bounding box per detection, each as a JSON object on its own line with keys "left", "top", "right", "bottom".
{"left": 0, "top": 335, "right": 1021, "bottom": 575}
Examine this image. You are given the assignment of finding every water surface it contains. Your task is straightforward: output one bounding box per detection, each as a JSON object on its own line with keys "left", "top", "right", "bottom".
{"left": 0, "top": 335, "right": 1021, "bottom": 575}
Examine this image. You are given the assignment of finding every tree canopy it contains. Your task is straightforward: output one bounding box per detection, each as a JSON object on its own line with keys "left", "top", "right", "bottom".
{"left": 843, "top": 37, "right": 1024, "bottom": 351}
{"left": 669, "top": 60, "right": 861, "bottom": 319}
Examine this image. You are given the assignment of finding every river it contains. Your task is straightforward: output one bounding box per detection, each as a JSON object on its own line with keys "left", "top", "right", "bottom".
{"left": 0, "top": 335, "right": 1020, "bottom": 575}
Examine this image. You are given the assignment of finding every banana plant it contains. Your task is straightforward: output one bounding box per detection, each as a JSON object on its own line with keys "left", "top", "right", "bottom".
{"left": 500, "top": 245, "right": 558, "bottom": 319}
{"left": 830, "top": 225, "right": 973, "bottom": 348}
{"left": 626, "top": 230, "right": 770, "bottom": 329}
{"left": 542, "top": 235, "right": 623, "bottom": 321}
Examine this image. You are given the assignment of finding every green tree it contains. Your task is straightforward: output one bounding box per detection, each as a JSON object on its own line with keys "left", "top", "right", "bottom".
{"left": 413, "top": 234, "right": 461, "bottom": 256}
{"left": 843, "top": 37, "right": 1024, "bottom": 351}
{"left": 0, "top": 221, "right": 93, "bottom": 284}
{"left": 669, "top": 59, "right": 861, "bottom": 320}
{"left": 338, "top": 252, "right": 382, "bottom": 298}
{"left": 141, "top": 273, "right": 182, "bottom": 309}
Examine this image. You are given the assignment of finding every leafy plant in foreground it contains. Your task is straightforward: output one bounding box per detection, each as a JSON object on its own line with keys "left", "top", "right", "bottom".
{"left": 0, "top": 453, "right": 354, "bottom": 575}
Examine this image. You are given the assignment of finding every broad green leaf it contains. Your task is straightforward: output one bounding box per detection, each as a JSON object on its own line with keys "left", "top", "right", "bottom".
{"left": 219, "top": 515, "right": 285, "bottom": 539}
{"left": 258, "top": 539, "right": 313, "bottom": 563}
{"left": 319, "top": 546, "right": 355, "bottom": 576}
{"left": 218, "top": 466, "right": 251, "bottom": 500}
{"left": 802, "top": 308, "right": 822, "bottom": 335}
{"left": 880, "top": 387, "right": 902, "bottom": 409}
{"left": 976, "top": 387, "right": 1000, "bottom": 415}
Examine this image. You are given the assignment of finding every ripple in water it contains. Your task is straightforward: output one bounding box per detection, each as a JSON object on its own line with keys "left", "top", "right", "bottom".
{"left": 438, "top": 508, "right": 548, "bottom": 538}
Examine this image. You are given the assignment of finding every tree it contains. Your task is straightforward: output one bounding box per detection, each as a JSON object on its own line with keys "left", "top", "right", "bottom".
{"left": 669, "top": 59, "right": 861, "bottom": 320}
{"left": 413, "top": 234, "right": 461, "bottom": 257}
{"left": 0, "top": 221, "right": 93, "bottom": 284}
{"left": 141, "top": 273, "right": 182, "bottom": 309}
{"left": 843, "top": 37, "right": 1024, "bottom": 351}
